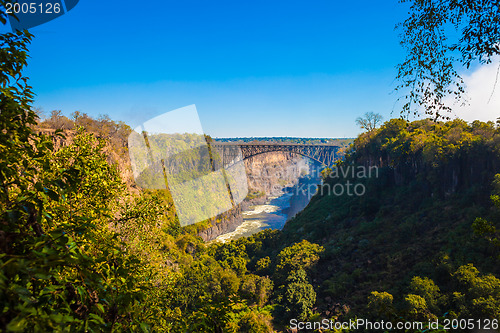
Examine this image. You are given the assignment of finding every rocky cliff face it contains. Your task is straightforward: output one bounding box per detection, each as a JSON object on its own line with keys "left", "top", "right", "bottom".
{"left": 197, "top": 205, "right": 243, "bottom": 241}
{"left": 245, "top": 152, "right": 308, "bottom": 196}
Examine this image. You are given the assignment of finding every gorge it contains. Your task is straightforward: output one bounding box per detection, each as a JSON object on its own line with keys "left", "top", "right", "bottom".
{"left": 197, "top": 151, "right": 323, "bottom": 242}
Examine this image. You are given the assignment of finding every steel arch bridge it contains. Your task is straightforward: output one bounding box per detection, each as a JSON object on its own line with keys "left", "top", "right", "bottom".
{"left": 211, "top": 142, "right": 340, "bottom": 167}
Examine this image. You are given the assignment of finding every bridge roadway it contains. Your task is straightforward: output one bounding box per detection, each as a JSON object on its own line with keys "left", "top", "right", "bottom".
{"left": 210, "top": 141, "right": 340, "bottom": 167}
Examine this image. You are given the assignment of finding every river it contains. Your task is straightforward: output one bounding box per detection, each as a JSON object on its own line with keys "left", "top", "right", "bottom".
{"left": 215, "top": 165, "right": 323, "bottom": 242}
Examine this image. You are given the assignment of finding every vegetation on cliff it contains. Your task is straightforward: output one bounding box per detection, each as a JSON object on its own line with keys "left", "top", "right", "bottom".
{"left": 279, "top": 118, "right": 500, "bottom": 326}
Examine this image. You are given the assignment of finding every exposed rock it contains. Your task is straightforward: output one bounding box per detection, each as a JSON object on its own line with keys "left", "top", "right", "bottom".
{"left": 197, "top": 205, "right": 243, "bottom": 242}
{"left": 245, "top": 152, "right": 308, "bottom": 196}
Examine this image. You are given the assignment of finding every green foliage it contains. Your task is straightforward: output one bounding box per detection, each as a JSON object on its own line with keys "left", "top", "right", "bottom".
{"left": 473, "top": 174, "right": 500, "bottom": 252}
{"left": 346, "top": 118, "right": 499, "bottom": 176}
{"left": 453, "top": 264, "right": 500, "bottom": 318}
{"left": 276, "top": 269, "right": 316, "bottom": 322}
{"left": 255, "top": 256, "right": 271, "bottom": 275}
{"left": 236, "top": 310, "right": 273, "bottom": 333}
{"left": 370, "top": 264, "right": 500, "bottom": 325}
{"left": 209, "top": 241, "right": 248, "bottom": 276}
{"left": 0, "top": 129, "right": 149, "bottom": 331}
{"left": 396, "top": 0, "right": 500, "bottom": 119}
{"left": 240, "top": 274, "right": 273, "bottom": 307}
{"left": 367, "top": 291, "right": 395, "bottom": 319}
{"left": 225, "top": 307, "right": 274, "bottom": 333}
{"left": 409, "top": 276, "right": 441, "bottom": 312}
{"left": 246, "top": 190, "right": 266, "bottom": 201}
{"left": 404, "top": 294, "right": 435, "bottom": 321}
{"left": 275, "top": 240, "right": 324, "bottom": 276}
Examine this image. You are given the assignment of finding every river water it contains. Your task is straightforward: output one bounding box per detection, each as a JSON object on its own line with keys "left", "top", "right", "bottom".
{"left": 215, "top": 167, "right": 322, "bottom": 242}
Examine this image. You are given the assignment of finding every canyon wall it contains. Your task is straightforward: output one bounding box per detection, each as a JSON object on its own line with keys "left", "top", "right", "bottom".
{"left": 245, "top": 152, "right": 309, "bottom": 195}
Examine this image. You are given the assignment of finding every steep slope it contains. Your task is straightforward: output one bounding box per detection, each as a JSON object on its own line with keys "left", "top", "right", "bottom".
{"left": 278, "top": 119, "right": 500, "bottom": 320}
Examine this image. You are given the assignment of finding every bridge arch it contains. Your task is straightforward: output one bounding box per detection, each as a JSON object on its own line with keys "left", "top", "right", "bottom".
{"left": 240, "top": 149, "right": 326, "bottom": 166}
{"left": 211, "top": 142, "right": 340, "bottom": 167}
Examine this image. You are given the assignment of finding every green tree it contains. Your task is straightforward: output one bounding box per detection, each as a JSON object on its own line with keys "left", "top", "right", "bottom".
{"left": 236, "top": 311, "right": 273, "bottom": 333}
{"left": 404, "top": 294, "right": 436, "bottom": 321}
{"left": 239, "top": 274, "right": 273, "bottom": 307}
{"left": 275, "top": 240, "right": 324, "bottom": 277}
{"left": 453, "top": 264, "right": 500, "bottom": 318}
{"left": 367, "top": 291, "right": 395, "bottom": 319}
{"left": 277, "top": 269, "right": 317, "bottom": 321}
{"left": 409, "top": 276, "right": 441, "bottom": 313}
{"left": 255, "top": 256, "right": 271, "bottom": 275}
{"left": 209, "top": 241, "right": 249, "bottom": 276}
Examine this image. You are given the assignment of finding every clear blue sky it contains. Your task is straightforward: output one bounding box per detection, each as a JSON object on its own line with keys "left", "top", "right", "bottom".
{"left": 3, "top": 0, "right": 413, "bottom": 137}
